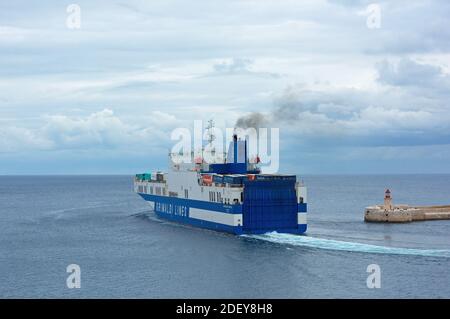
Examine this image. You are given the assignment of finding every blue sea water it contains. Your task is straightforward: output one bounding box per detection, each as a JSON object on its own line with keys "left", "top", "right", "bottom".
{"left": 0, "top": 175, "right": 449, "bottom": 298}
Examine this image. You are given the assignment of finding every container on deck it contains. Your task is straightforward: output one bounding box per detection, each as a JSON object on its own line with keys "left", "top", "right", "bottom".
{"left": 136, "top": 173, "right": 152, "bottom": 181}
{"left": 223, "top": 174, "right": 246, "bottom": 185}
{"left": 213, "top": 174, "right": 224, "bottom": 184}
{"left": 255, "top": 174, "right": 296, "bottom": 181}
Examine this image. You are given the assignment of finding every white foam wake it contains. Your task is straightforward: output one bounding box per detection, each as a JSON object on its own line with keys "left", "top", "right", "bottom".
{"left": 245, "top": 232, "right": 450, "bottom": 258}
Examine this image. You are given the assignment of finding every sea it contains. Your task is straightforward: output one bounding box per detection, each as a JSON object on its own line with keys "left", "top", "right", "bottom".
{"left": 0, "top": 175, "right": 449, "bottom": 298}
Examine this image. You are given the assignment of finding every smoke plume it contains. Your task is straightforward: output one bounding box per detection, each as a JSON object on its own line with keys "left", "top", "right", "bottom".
{"left": 234, "top": 112, "right": 269, "bottom": 129}
{"left": 234, "top": 87, "right": 307, "bottom": 129}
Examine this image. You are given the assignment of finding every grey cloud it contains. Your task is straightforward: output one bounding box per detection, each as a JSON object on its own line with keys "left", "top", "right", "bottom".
{"left": 365, "top": 1, "right": 450, "bottom": 54}
{"left": 235, "top": 58, "right": 450, "bottom": 147}
{"left": 2, "top": 0, "right": 450, "bottom": 173}
{"left": 376, "top": 58, "right": 449, "bottom": 89}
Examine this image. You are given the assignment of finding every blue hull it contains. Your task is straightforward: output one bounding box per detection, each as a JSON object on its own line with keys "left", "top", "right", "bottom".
{"left": 138, "top": 193, "right": 307, "bottom": 235}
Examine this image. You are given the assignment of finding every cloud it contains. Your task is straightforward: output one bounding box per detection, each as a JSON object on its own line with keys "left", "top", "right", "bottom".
{"left": 346, "top": 143, "right": 450, "bottom": 161}
{"left": 1, "top": 0, "right": 450, "bottom": 173}
{"left": 0, "top": 109, "right": 178, "bottom": 153}
{"left": 234, "top": 58, "right": 450, "bottom": 147}
{"left": 376, "top": 58, "right": 450, "bottom": 95}
{"left": 209, "top": 58, "right": 281, "bottom": 79}
{"left": 0, "top": 126, "right": 53, "bottom": 153}
{"left": 327, "top": 0, "right": 375, "bottom": 7}
{"left": 42, "top": 109, "right": 133, "bottom": 149}
{"left": 213, "top": 58, "right": 253, "bottom": 74}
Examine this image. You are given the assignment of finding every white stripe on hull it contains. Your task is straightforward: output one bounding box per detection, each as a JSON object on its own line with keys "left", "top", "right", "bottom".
{"left": 189, "top": 208, "right": 243, "bottom": 227}
{"left": 297, "top": 213, "right": 307, "bottom": 225}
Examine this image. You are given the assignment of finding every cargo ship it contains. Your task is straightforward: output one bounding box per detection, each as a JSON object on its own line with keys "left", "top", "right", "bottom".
{"left": 134, "top": 131, "right": 307, "bottom": 235}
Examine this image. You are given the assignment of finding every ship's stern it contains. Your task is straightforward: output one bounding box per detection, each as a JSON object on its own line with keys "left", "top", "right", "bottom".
{"left": 242, "top": 176, "right": 307, "bottom": 235}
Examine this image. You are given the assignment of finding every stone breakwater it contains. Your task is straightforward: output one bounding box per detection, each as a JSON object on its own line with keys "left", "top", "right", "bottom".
{"left": 364, "top": 205, "right": 450, "bottom": 223}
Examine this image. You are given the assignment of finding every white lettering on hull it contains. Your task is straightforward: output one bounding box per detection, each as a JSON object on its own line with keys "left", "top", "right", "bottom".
{"left": 155, "top": 202, "right": 188, "bottom": 217}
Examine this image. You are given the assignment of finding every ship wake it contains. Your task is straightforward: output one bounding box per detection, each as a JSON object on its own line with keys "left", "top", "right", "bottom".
{"left": 245, "top": 232, "right": 450, "bottom": 258}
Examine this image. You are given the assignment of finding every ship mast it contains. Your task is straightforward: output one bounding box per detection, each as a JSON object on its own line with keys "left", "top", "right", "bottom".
{"left": 205, "top": 119, "right": 216, "bottom": 160}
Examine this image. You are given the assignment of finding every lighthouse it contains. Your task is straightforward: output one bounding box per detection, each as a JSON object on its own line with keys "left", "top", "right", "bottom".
{"left": 384, "top": 189, "right": 393, "bottom": 211}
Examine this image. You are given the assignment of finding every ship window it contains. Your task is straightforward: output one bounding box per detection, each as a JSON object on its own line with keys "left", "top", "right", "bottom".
{"left": 240, "top": 192, "right": 243, "bottom": 203}
{"left": 150, "top": 187, "right": 153, "bottom": 195}
{"left": 184, "top": 189, "right": 188, "bottom": 199}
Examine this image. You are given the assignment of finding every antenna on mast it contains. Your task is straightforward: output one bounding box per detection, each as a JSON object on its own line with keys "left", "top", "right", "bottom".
{"left": 205, "top": 119, "right": 216, "bottom": 160}
{"left": 206, "top": 119, "right": 215, "bottom": 145}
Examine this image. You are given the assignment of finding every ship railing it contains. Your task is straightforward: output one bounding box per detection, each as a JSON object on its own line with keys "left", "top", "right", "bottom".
{"left": 134, "top": 179, "right": 166, "bottom": 184}
{"left": 227, "top": 184, "right": 244, "bottom": 188}
{"left": 169, "top": 151, "right": 228, "bottom": 165}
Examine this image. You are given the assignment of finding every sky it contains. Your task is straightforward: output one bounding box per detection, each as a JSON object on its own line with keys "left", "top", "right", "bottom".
{"left": 1, "top": 0, "right": 450, "bottom": 174}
